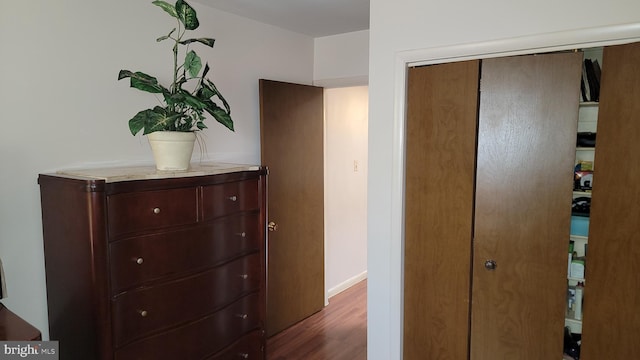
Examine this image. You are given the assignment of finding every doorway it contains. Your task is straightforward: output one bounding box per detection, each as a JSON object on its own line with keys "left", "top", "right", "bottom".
{"left": 260, "top": 81, "right": 369, "bottom": 349}
{"left": 324, "top": 86, "right": 368, "bottom": 300}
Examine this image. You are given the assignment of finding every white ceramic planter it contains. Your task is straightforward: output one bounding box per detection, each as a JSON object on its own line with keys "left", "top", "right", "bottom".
{"left": 147, "top": 131, "right": 196, "bottom": 171}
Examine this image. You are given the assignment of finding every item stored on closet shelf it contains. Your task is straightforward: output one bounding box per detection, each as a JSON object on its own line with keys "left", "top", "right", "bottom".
{"left": 570, "top": 216, "right": 589, "bottom": 236}
{"left": 574, "top": 171, "right": 593, "bottom": 191}
{"left": 572, "top": 197, "right": 591, "bottom": 216}
{"left": 575, "top": 160, "right": 593, "bottom": 171}
{"left": 563, "top": 326, "right": 581, "bottom": 359}
{"left": 571, "top": 258, "right": 586, "bottom": 279}
{"left": 567, "top": 286, "right": 576, "bottom": 317}
{"left": 577, "top": 132, "right": 596, "bottom": 147}
{"left": 574, "top": 282, "right": 584, "bottom": 320}
{"left": 568, "top": 241, "right": 575, "bottom": 277}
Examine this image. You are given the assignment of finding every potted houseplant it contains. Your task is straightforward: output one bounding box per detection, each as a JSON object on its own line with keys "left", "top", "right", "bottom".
{"left": 118, "top": 0, "right": 234, "bottom": 170}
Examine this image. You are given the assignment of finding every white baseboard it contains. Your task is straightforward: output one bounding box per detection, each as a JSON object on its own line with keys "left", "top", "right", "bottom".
{"left": 327, "top": 270, "right": 368, "bottom": 299}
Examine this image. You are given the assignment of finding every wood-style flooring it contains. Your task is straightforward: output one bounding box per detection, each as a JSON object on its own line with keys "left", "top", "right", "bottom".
{"left": 267, "top": 279, "right": 367, "bottom": 360}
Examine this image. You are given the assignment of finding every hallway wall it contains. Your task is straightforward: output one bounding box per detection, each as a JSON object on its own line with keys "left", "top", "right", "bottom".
{"left": 325, "top": 86, "right": 369, "bottom": 296}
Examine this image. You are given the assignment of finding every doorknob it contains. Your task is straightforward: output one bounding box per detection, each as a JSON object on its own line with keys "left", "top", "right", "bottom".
{"left": 484, "top": 259, "right": 497, "bottom": 270}
{"left": 268, "top": 221, "right": 278, "bottom": 232}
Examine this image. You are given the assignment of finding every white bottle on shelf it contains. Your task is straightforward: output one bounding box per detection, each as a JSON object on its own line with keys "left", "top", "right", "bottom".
{"left": 574, "top": 282, "right": 584, "bottom": 320}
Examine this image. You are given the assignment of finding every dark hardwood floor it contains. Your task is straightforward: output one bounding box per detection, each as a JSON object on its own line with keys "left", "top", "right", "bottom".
{"left": 267, "top": 279, "right": 367, "bottom": 360}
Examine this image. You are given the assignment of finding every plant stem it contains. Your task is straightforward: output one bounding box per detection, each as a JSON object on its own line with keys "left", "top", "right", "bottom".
{"left": 170, "top": 18, "right": 183, "bottom": 113}
{"left": 172, "top": 41, "right": 178, "bottom": 93}
{"left": 172, "top": 18, "right": 184, "bottom": 93}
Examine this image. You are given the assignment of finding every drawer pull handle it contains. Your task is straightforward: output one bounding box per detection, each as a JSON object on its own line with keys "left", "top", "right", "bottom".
{"left": 237, "top": 232, "right": 247, "bottom": 238}
{"left": 139, "top": 310, "right": 148, "bottom": 317}
{"left": 235, "top": 313, "right": 248, "bottom": 320}
{"left": 228, "top": 195, "right": 238, "bottom": 202}
{"left": 152, "top": 207, "right": 161, "bottom": 214}
{"left": 135, "top": 257, "right": 144, "bottom": 265}
{"left": 238, "top": 353, "right": 249, "bottom": 359}
{"left": 239, "top": 274, "right": 249, "bottom": 280}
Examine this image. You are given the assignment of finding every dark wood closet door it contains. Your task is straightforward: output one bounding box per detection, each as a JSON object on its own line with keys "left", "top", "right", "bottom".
{"left": 404, "top": 60, "right": 480, "bottom": 360}
{"left": 581, "top": 42, "right": 640, "bottom": 360}
{"left": 471, "top": 52, "right": 582, "bottom": 359}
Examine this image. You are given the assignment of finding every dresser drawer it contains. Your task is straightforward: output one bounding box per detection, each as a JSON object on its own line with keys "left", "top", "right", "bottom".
{"left": 115, "top": 293, "right": 261, "bottom": 360}
{"left": 110, "top": 213, "right": 261, "bottom": 294}
{"left": 208, "top": 330, "right": 264, "bottom": 360}
{"left": 112, "top": 254, "right": 261, "bottom": 347}
{"left": 107, "top": 187, "right": 198, "bottom": 238}
{"left": 202, "top": 180, "right": 259, "bottom": 220}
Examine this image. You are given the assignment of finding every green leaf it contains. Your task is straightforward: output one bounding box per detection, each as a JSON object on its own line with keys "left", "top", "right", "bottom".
{"left": 131, "top": 76, "right": 164, "bottom": 94}
{"left": 174, "top": 75, "right": 187, "bottom": 90}
{"left": 128, "top": 107, "right": 183, "bottom": 135}
{"left": 184, "top": 50, "right": 202, "bottom": 78}
{"left": 162, "top": 92, "right": 183, "bottom": 107}
{"left": 128, "top": 109, "right": 150, "bottom": 136}
{"left": 118, "top": 69, "right": 134, "bottom": 80}
{"left": 180, "top": 38, "right": 215, "bottom": 47}
{"left": 182, "top": 91, "right": 208, "bottom": 109}
{"left": 152, "top": 1, "right": 178, "bottom": 19}
{"left": 118, "top": 70, "right": 168, "bottom": 94}
{"left": 201, "top": 63, "right": 210, "bottom": 78}
{"left": 203, "top": 102, "right": 234, "bottom": 131}
{"left": 202, "top": 79, "right": 231, "bottom": 113}
{"left": 145, "top": 106, "right": 181, "bottom": 134}
{"left": 157, "top": 28, "right": 176, "bottom": 42}
{"left": 196, "top": 121, "right": 208, "bottom": 130}
{"left": 176, "top": 0, "right": 199, "bottom": 30}
{"left": 164, "top": 90, "right": 207, "bottom": 110}
{"left": 196, "top": 86, "right": 214, "bottom": 101}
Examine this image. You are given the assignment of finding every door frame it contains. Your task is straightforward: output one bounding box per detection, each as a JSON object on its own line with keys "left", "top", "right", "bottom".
{"left": 384, "top": 23, "right": 640, "bottom": 358}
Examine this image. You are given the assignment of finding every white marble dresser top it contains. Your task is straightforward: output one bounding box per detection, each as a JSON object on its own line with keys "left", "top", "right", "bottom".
{"left": 56, "top": 163, "right": 261, "bottom": 183}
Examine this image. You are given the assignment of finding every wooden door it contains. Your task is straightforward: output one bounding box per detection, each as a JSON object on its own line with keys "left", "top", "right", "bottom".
{"left": 581, "top": 42, "right": 640, "bottom": 360}
{"left": 259, "top": 79, "right": 325, "bottom": 336}
{"left": 404, "top": 60, "right": 480, "bottom": 359}
{"left": 404, "top": 53, "right": 582, "bottom": 359}
{"left": 471, "top": 52, "right": 582, "bottom": 359}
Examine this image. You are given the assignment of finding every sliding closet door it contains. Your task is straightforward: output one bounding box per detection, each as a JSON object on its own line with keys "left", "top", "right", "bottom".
{"left": 581, "top": 42, "right": 640, "bottom": 360}
{"left": 404, "top": 60, "right": 480, "bottom": 359}
{"left": 470, "top": 52, "right": 582, "bottom": 359}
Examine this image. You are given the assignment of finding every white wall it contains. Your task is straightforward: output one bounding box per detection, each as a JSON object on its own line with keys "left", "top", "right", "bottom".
{"left": 324, "top": 86, "right": 368, "bottom": 297}
{"left": 314, "top": 30, "right": 369, "bottom": 87}
{"left": 314, "top": 30, "right": 369, "bottom": 298}
{"left": 0, "top": 0, "right": 314, "bottom": 339}
{"left": 367, "top": 1, "right": 640, "bottom": 359}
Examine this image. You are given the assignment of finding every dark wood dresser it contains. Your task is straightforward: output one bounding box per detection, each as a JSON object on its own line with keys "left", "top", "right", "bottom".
{"left": 0, "top": 303, "right": 42, "bottom": 341}
{"left": 38, "top": 164, "right": 267, "bottom": 360}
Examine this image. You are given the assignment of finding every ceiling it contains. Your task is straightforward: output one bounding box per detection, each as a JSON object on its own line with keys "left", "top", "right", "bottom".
{"left": 195, "top": 0, "right": 370, "bottom": 37}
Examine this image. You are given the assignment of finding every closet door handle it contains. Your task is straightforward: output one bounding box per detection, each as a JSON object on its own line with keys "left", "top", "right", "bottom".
{"left": 484, "top": 259, "right": 497, "bottom": 270}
